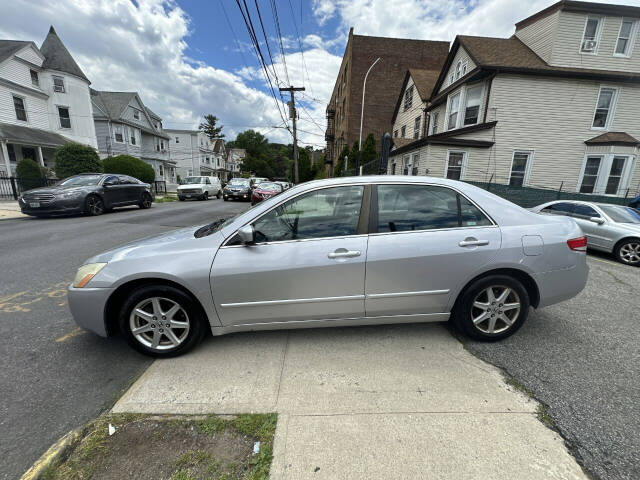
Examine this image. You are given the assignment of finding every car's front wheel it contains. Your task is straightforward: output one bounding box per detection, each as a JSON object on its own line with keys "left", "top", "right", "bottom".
{"left": 453, "top": 275, "right": 529, "bottom": 341}
{"left": 615, "top": 239, "right": 640, "bottom": 266}
{"left": 85, "top": 195, "right": 104, "bottom": 216}
{"left": 201, "top": 191, "right": 209, "bottom": 201}
{"left": 119, "top": 285, "right": 207, "bottom": 357}
{"left": 139, "top": 192, "right": 152, "bottom": 209}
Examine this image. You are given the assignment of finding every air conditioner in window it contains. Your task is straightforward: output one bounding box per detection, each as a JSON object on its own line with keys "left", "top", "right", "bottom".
{"left": 582, "top": 40, "right": 597, "bottom": 52}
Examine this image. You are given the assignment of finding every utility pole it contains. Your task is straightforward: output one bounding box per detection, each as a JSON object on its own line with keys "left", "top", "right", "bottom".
{"left": 279, "top": 86, "right": 305, "bottom": 183}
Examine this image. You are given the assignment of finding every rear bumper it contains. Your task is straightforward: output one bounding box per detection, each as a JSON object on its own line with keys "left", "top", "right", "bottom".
{"left": 534, "top": 258, "right": 589, "bottom": 308}
{"left": 67, "top": 284, "right": 114, "bottom": 337}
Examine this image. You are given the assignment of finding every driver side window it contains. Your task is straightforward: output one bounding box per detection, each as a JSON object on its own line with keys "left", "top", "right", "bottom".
{"left": 252, "top": 186, "right": 364, "bottom": 243}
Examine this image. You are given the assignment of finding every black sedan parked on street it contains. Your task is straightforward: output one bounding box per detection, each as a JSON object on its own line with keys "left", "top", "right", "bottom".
{"left": 19, "top": 173, "right": 154, "bottom": 217}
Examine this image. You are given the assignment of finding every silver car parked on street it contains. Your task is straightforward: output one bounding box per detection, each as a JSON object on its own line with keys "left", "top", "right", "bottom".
{"left": 68, "top": 177, "right": 589, "bottom": 357}
{"left": 531, "top": 200, "right": 640, "bottom": 266}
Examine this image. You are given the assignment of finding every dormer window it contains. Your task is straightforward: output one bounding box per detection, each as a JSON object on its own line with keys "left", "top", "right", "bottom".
{"left": 133, "top": 110, "right": 140, "bottom": 120}
{"left": 30, "top": 70, "right": 39, "bottom": 87}
{"left": 53, "top": 76, "right": 65, "bottom": 93}
{"left": 580, "top": 16, "right": 603, "bottom": 54}
{"left": 615, "top": 19, "right": 636, "bottom": 57}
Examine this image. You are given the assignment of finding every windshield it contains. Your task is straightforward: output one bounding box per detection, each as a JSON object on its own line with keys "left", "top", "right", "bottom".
{"left": 228, "top": 178, "right": 250, "bottom": 186}
{"left": 252, "top": 178, "right": 266, "bottom": 184}
{"left": 600, "top": 205, "right": 640, "bottom": 224}
{"left": 183, "top": 177, "right": 206, "bottom": 184}
{"left": 256, "top": 182, "right": 280, "bottom": 191}
{"left": 59, "top": 175, "right": 102, "bottom": 186}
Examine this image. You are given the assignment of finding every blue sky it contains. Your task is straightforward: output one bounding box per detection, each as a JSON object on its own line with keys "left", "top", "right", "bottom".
{"left": 1, "top": 0, "right": 638, "bottom": 147}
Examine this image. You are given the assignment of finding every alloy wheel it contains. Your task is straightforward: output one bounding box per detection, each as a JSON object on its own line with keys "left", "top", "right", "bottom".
{"left": 87, "top": 196, "right": 103, "bottom": 215}
{"left": 129, "top": 297, "right": 190, "bottom": 351}
{"left": 471, "top": 286, "right": 521, "bottom": 334}
{"left": 619, "top": 242, "right": 640, "bottom": 265}
{"left": 142, "top": 194, "right": 152, "bottom": 208}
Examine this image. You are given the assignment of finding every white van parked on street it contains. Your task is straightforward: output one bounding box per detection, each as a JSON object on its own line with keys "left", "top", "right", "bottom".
{"left": 177, "top": 176, "right": 222, "bottom": 201}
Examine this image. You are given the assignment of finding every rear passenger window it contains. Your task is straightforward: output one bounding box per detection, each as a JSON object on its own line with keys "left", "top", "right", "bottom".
{"left": 376, "top": 184, "right": 491, "bottom": 232}
{"left": 542, "top": 203, "right": 574, "bottom": 215}
{"left": 572, "top": 204, "right": 600, "bottom": 219}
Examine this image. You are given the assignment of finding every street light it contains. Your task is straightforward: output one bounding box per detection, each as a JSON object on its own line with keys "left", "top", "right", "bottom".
{"left": 358, "top": 57, "right": 381, "bottom": 165}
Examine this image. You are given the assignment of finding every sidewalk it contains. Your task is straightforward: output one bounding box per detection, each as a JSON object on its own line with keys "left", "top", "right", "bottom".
{"left": 0, "top": 200, "right": 27, "bottom": 219}
{"left": 113, "top": 323, "right": 586, "bottom": 479}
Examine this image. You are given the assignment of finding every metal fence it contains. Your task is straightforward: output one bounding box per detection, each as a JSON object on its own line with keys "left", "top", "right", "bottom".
{"left": 153, "top": 180, "right": 167, "bottom": 195}
{"left": 0, "top": 176, "right": 59, "bottom": 200}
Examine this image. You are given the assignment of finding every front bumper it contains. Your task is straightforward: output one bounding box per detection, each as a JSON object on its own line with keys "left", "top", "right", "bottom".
{"left": 67, "top": 284, "right": 114, "bottom": 337}
{"left": 224, "top": 190, "right": 250, "bottom": 200}
{"left": 19, "top": 196, "right": 83, "bottom": 215}
{"left": 177, "top": 189, "right": 204, "bottom": 198}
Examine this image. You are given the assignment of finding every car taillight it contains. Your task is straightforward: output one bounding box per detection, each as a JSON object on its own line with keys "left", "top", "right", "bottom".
{"left": 567, "top": 236, "right": 587, "bottom": 252}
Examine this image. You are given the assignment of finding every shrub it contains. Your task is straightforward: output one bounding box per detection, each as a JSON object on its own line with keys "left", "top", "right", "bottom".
{"left": 103, "top": 155, "right": 155, "bottom": 184}
{"left": 16, "top": 158, "right": 46, "bottom": 190}
{"left": 54, "top": 143, "right": 102, "bottom": 179}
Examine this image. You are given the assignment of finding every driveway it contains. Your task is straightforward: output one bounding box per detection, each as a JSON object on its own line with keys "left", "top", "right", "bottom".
{"left": 0, "top": 199, "right": 247, "bottom": 480}
{"left": 465, "top": 253, "right": 640, "bottom": 480}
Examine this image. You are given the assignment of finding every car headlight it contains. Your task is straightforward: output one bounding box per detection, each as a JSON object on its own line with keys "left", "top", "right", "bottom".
{"left": 73, "top": 263, "right": 107, "bottom": 288}
{"left": 59, "top": 190, "right": 84, "bottom": 199}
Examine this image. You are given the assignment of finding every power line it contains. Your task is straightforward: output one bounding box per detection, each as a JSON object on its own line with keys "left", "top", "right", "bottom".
{"left": 287, "top": 0, "right": 316, "bottom": 99}
{"left": 269, "top": 0, "right": 291, "bottom": 86}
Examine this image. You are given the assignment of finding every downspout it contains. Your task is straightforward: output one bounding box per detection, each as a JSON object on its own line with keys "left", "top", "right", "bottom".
{"left": 482, "top": 73, "right": 496, "bottom": 123}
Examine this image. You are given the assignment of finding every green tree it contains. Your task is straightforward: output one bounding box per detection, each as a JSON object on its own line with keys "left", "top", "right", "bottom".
{"left": 53, "top": 143, "right": 102, "bottom": 179}
{"left": 103, "top": 155, "right": 155, "bottom": 183}
{"left": 16, "top": 158, "right": 46, "bottom": 190}
{"left": 233, "top": 130, "right": 269, "bottom": 160}
{"left": 360, "top": 133, "right": 377, "bottom": 165}
{"left": 333, "top": 145, "right": 350, "bottom": 177}
{"left": 312, "top": 156, "right": 327, "bottom": 179}
{"left": 199, "top": 114, "right": 224, "bottom": 140}
{"left": 298, "top": 148, "right": 313, "bottom": 183}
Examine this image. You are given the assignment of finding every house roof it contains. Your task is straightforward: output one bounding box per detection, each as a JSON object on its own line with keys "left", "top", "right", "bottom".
{"left": 585, "top": 132, "right": 640, "bottom": 146}
{"left": 391, "top": 138, "right": 415, "bottom": 149}
{"left": 90, "top": 89, "right": 137, "bottom": 119}
{"left": 0, "top": 122, "right": 70, "bottom": 148}
{"left": 0, "top": 40, "right": 31, "bottom": 64}
{"left": 430, "top": 35, "right": 640, "bottom": 102}
{"left": 40, "top": 26, "right": 90, "bottom": 83}
{"left": 144, "top": 106, "right": 162, "bottom": 120}
{"left": 391, "top": 69, "right": 441, "bottom": 123}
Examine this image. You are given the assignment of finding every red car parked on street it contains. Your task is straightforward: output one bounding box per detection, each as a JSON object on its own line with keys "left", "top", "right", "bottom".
{"left": 251, "top": 181, "right": 284, "bottom": 205}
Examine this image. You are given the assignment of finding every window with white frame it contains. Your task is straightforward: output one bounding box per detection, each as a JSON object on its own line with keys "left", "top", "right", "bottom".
{"left": 447, "top": 93, "right": 460, "bottom": 130}
{"left": 431, "top": 111, "right": 439, "bottom": 134}
{"left": 461, "top": 62, "right": 468, "bottom": 76}
{"left": 449, "top": 72, "right": 455, "bottom": 85}
{"left": 402, "top": 155, "right": 410, "bottom": 175}
{"left": 400, "top": 125, "right": 406, "bottom": 138}
{"left": 113, "top": 124, "right": 124, "bottom": 143}
{"left": 175, "top": 136, "right": 179, "bottom": 143}
{"left": 579, "top": 154, "right": 634, "bottom": 195}
{"left": 57, "top": 106, "right": 71, "bottom": 129}
{"left": 133, "top": 109, "right": 140, "bottom": 120}
{"left": 592, "top": 87, "right": 617, "bottom": 129}
{"left": 159, "top": 164, "right": 164, "bottom": 177}
{"left": 411, "top": 153, "right": 419, "bottom": 175}
{"left": 446, "top": 151, "right": 465, "bottom": 180}
{"left": 413, "top": 116, "right": 421, "bottom": 139}
{"left": 129, "top": 127, "right": 138, "bottom": 145}
{"left": 615, "top": 19, "right": 636, "bottom": 56}
{"left": 455, "top": 61, "right": 462, "bottom": 80}
{"left": 509, "top": 151, "right": 532, "bottom": 187}
{"left": 463, "top": 86, "right": 482, "bottom": 126}
{"left": 30, "top": 69, "right": 39, "bottom": 87}
{"left": 13, "top": 95, "right": 27, "bottom": 121}
{"left": 52, "top": 76, "right": 65, "bottom": 93}
{"left": 581, "top": 16, "right": 603, "bottom": 54}
{"left": 404, "top": 85, "right": 413, "bottom": 110}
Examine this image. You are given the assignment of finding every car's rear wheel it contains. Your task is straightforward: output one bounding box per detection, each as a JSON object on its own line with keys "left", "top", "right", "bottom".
{"left": 615, "top": 239, "right": 640, "bottom": 266}
{"left": 453, "top": 275, "right": 529, "bottom": 341}
{"left": 119, "top": 285, "right": 206, "bottom": 357}
{"left": 85, "top": 195, "right": 104, "bottom": 216}
{"left": 139, "top": 192, "right": 152, "bottom": 209}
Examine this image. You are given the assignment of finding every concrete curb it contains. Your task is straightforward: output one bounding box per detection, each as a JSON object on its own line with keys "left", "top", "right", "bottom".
{"left": 20, "top": 427, "right": 85, "bottom": 480}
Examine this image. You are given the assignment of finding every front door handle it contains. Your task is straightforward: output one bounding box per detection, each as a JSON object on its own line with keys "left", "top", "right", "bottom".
{"left": 328, "top": 249, "right": 361, "bottom": 259}
{"left": 458, "top": 238, "right": 489, "bottom": 247}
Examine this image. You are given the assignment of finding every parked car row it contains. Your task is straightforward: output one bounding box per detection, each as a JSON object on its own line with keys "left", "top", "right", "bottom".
{"left": 223, "top": 177, "right": 292, "bottom": 203}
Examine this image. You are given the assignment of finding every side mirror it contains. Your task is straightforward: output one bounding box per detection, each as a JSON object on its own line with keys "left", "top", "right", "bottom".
{"left": 237, "top": 225, "right": 255, "bottom": 245}
{"left": 590, "top": 217, "right": 605, "bottom": 225}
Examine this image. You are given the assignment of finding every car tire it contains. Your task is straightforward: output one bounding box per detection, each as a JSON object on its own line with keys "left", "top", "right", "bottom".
{"left": 85, "top": 195, "right": 104, "bottom": 216}
{"left": 201, "top": 191, "right": 209, "bottom": 201}
{"left": 452, "top": 274, "right": 530, "bottom": 341}
{"left": 178, "top": 196, "right": 185, "bottom": 201}
{"left": 119, "top": 284, "right": 207, "bottom": 357}
{"left": 216, "top": 190, "right": 221, "bottom": 199}
{"left": 223, "top": 196, "right": 228, "bottom": 201}
{"left": 614, "top": 239, "right": 640, "bottom": 266}
{"left": 139, "top": 192, "right": 152, "bottom": 209}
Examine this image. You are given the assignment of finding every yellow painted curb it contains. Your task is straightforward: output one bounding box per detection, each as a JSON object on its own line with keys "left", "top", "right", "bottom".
{"left": 20, "top": 427, "right": 84, "bottom": 480}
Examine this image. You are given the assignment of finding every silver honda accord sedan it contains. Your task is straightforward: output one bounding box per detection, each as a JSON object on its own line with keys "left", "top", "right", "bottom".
{"left": 68, "top": 176, "right": 588, "bottom": 357}
{"left": 531, "top": 200, "right": 640, "bottom": 266}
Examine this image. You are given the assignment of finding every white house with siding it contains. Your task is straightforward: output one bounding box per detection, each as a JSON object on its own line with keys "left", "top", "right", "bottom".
{"left": 91, "top": 89, "right": 175, "bottom": 183}
{"left": 389, "top": 0, "right": 640, "bottom": 198}
{"left": 0, "top": 26, "right": 97, "bottom": 176}
{"left": 165, "top": 129, "right": 227, "bottom": 181}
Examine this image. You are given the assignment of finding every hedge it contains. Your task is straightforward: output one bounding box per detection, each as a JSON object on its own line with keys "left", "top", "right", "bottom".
{"left": 54, "top": 143, "right": 102, "bottom": 179}
{"left": 16, "top": 158, "right": 46, "bottom": 190}
{"left": 103, "top": 155, "right": 155, "bottom": 184}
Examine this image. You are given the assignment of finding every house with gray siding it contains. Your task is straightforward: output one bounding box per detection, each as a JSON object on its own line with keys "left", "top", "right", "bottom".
{"left": 165, "top": 129, "right": 226, "bottom": 180}
{"left": 0, "top": 27, "right": 97, "bottom": 176}
{"left": 389, "top": 0, "right": 640, "bottom": 198}
{"left": 90, "top": 89, "right": 175, "bottom": 183}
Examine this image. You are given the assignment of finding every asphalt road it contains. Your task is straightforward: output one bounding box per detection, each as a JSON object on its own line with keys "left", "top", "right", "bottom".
{"left": 0, "top": 199, "right": 248, "bottom": 479}
{"left": 465, "top": 252, "right": 640, "bottom": 480}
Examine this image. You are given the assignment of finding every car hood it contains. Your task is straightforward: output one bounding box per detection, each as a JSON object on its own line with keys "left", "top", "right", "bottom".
{"left": 22, "top": 185, "right": 92, "bottom": 195}
{"left": 86, "top": 225, "right": 221, "bottom": 263}
{"left": 177, "top": 184, "right": 205, "bottom": 189}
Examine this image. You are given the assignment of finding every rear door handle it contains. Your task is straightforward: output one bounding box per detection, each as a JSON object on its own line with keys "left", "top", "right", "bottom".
{"left": 458, "top": 239, "right": 489, "bottom": 247}
{"left": 328, "top": 249, "right": 361, "bottom": 259}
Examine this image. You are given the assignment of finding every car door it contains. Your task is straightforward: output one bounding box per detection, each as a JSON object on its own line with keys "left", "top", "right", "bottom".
{"left": 569, "top": 203, "right": 609, "bottom": 248}
{"left": 365, "top": 183, "right": 501, "bottom": 317}
{"left": 117, "top": 175, "right": 140, "bottom": 204}
{"left": 211, "top": 184, "right": 368, "bottom": 326}
{"left": 101, "top": 175, "right": 126, "bottom": 205}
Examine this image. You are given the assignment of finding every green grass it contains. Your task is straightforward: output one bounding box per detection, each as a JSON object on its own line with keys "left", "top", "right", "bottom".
{"left": 536, "top": 404, "right": 556, "bottom": 429}
{"left": 154, "top": 195, "right": 179, "bottom": 203}
{"left": 505, "top": 377, "right": 534, "bottom": 397}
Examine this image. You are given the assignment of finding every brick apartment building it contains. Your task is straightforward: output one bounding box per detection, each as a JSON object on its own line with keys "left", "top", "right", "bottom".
{"left": 324, "top": 28, "right": 449, "bottom": 170}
